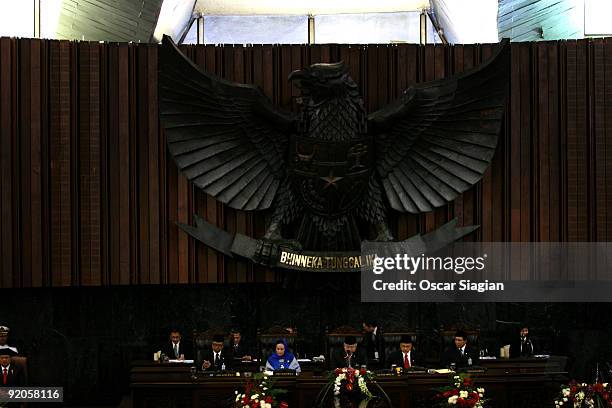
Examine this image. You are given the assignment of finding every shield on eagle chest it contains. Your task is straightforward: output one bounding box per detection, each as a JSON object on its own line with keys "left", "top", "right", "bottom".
{"left": 289, "top": 135, "right": 373, "bottom": 217}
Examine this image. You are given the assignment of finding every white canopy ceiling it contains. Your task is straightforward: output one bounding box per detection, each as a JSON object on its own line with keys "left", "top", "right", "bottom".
{"left": 194, "top": 0, "right": 429, "bottom": 15}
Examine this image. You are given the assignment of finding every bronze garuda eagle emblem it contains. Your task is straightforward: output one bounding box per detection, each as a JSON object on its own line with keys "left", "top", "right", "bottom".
{"left": 159, "top": 36, "right": 509, "bottom": 258}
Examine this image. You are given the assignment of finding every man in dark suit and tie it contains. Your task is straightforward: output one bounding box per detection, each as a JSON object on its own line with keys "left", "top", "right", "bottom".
{"left": 510, "top": 326, "right": 534, "bottom": 358}
{"left": 161, "top": 328, "right": 192, "bottom": 360}
{"left": 201, "top": 334, "right": 231, "bottom": 371}
{"left": 441, "top": 330, "right": 479, "bottom": 368}
{"left": 230, "top": 329, "right": 252, "bottom": 362}
{"left": 0, "top": 326, "right": 18, "bottom": 353}
{"left": 0, "top": 349, "right": 25, "bottom": 387}
{"left": 362, "top": 321, "right": 385, "bottom": 368}
{"left": 387, "top": 335, "right": 419, "bottom": 369}
{"left": 330, "top": 336, "right": 367, "bottom": 369}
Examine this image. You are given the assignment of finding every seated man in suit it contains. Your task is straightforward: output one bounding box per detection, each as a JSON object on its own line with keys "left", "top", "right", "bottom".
{"left": 0, "top": 326, "right": 18, "bottom": 353}
{"left": 330, "top": 336, "right": 367, "bottom": 369}
{"left": 441, "top": 330, "right": 479, "bottom": 368}
{"left": 161, "top": 328, "right": 192, "bottom": 360}
{"left": 229, "top": 329, "right": 252, "bottom": 362}
{"left": 510, "top": 326, "right": 534, "bottom": 358}
{"left": 362, "top": 320, "right": 385, "bottom": 368}
{"left": 0, "top": 349, "right": 25, "bottom": 386}
{"left": 201, "top": 334, "right": 231, "bottom": 371}
{"left": 387, "top": 335, "right": 419, "bottom": 369}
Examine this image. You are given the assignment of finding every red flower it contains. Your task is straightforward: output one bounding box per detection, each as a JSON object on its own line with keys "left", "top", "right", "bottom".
{"left": 264, "top": 396, "right": 273, "bottom": 403}
{"left": 335, "top": 368, "right": 343, "bottom": 375}
{"left": 594, "top": 383, "right": 605, "bottom": 393}
{"left": 360, "top": 368, "right": 366, "bottom": 376}
{"left": 279, "top": 402, "right": 289, "bottom": 408}
{"left": 346, "top": 383, "right": 354, "bottom": 392}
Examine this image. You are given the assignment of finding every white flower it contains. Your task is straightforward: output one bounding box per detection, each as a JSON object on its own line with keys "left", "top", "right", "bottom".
{"left": 448, "top": 395, "right": 458, "bottom": 404}
{"left": 562, "top": 388, "right": 570, "bottom": 397}
{"left": 459, "top": 390, "right": 468, "bottom": 398}
{"left": 477, "top": 387, "right": 484, "bottom": 393}
{"left": 563, "top": 397, "right": 568, "bottom": 402}
{"left": 251, "top": 394, "right": 259, "bottom": 400}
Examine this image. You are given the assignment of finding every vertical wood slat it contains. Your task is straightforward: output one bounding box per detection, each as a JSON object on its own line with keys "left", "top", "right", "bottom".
{"left": 49, "top": 40, "right": 72, "bottom": 286}
{"left": 147, "top": 44, "right": 161, "bottom": 284}
{"left": 89, "top": 42, "right": 101, "bottom": 286}
{"left": 79, "top": 41, "right": 91, "bottom": 285}
{"left": 605, "top": 39, "right": 612, "bottom": 241}
{"left": 20, "top": 39, "right": 32, "bottom": 287}
{"left": 1, "top": 38, "right": 612, "bottom": 288}
{"left": 40, "top": 39, "right": 51, "bottom": 286}
{"left": 593, "top": 39, "right": 607, "bottom": 242}
{"left": 1, "top": 38, "right": 14, "bottom": 287}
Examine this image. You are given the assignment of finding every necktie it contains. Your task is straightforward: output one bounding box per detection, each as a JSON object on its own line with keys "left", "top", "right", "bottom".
{"left": 3, "top": 368, "right": 7, "bottom": 385}
{"left": 403, "top": 353, "right": 410, "bottom": 369}
{"left": 214, "top": 353, "right": 219, "bottom": 367}
{"left": 174, "top": 344, "right": 178, "bottom": 358}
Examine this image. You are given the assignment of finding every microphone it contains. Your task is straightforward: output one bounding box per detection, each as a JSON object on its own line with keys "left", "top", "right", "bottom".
{"left": 345, "top": 353, "right": 353, "bottom": 367}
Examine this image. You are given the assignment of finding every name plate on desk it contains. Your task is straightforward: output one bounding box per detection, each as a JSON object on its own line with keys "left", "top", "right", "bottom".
{"left": 375, "top": 371, "right": 396, "bottom": 377}
{"left": 213, "top": 372, "right": 240, "bottom": 377}
{"left": 273, "top": 370, "right": 297, "bottom": 376}
{"left": 403, "top": 368, "right": 428, "bottom": 374}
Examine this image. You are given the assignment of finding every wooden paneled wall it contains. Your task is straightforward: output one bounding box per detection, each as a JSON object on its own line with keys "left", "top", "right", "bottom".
{"left": 1, "top": 38, "right": 611, "bottom": 287}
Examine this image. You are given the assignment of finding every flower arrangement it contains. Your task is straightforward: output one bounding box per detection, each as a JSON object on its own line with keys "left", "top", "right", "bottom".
{"left": 434, "top": 374, "right": 486, "bottom": 408}
{"left": 331, "top": 367, "right": 374, "bottom": 400}
{"left": 554, "top": 381, "right": 611, "bottom": 407}
{"left": 234, "top": 373, "right": 288, "bottom": 408}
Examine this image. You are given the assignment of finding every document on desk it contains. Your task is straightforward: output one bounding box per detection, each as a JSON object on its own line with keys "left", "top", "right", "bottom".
{"left": 168, "top": 359, "right": 194, "bottom": 363}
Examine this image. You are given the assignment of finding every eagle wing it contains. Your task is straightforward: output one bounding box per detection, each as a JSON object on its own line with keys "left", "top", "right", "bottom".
{"left": 369, "top": 39, "right": 510, "bottom": 214}
{"left": 159, "top": 35, "right": 297, "bottom": 210}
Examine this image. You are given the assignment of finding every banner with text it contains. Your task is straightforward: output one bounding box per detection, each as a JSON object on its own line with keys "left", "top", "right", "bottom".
{"left": 360, "top": 242, "right": 612, "bottom": 302}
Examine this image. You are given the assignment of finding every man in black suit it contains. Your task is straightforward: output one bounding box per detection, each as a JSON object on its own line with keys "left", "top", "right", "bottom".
{"left": 201, "top": 334, "right": 231, "bottom": 371}
{"left": 362, "top": 321, "right": 385, "bottom": 368}
{"left": 441, "top": 330, "right": 479, "bottom": 368}
{"left": 387, "top": 335, "right": 419, "bottom": 369}
{"left": 0, "top": 326, "right": 18, "bottom": 353}
{"left": 510, "top": 326, "right": 534, "bottom": 358}
{"left": 229, "top": 329, "right": 252, "bottom": 362}
{"left": 161, "top": 328, "right": 192, "bottom": 360}
{"left": 0, "top": 349, "right": 25, "bottom": 386}
{"left": 330, "top": 336, "right": 367, "bottom": 369}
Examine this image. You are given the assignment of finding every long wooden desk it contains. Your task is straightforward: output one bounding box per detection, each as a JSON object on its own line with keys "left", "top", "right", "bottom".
{"left": 131, "top": 358, "right": 567, "bottom": 408}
